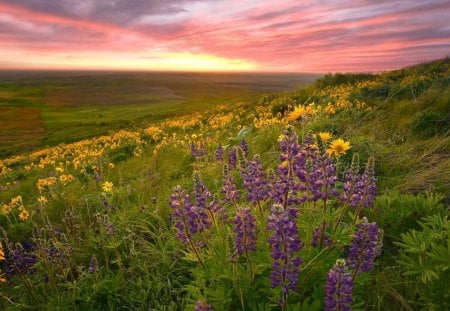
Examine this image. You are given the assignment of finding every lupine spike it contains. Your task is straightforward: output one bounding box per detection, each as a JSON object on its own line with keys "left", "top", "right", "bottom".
{"left": 193, "top": 171, "right": 211, "bottom": 209}
{"left": 215, "top": 143, "right": 224, "bottom": 161}
{"left": 234, "top": 207, "right": 257, "bottom": 256}
{"left": 324, "top": 259, "right": 353, "bottom": 311}
{"left": 240, "top": 138, "right": 249, "bottom": 157}
{"left": 222, "top": 165, "right": 240, "bottom": 203}
{"left": 348, "top": 217, "right": 381, "bottom": 277}
{"left": 228, "top": 148, "right": 237, "bottom": 170}
{"left": 268, "top": 204, "right": 302, "bottom": 307}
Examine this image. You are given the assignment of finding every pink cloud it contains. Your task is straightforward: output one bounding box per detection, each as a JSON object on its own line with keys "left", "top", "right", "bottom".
{"left": 0, "top": 0, "right": 449, "bottom": 71}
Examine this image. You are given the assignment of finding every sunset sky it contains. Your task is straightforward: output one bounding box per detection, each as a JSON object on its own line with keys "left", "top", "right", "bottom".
{"left": 1, "top": 0, "right": 449, "bottom": 72}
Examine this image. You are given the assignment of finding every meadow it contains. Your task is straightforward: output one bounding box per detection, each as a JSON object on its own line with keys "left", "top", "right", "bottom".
{"left": 0, "top": 71, "right": 318, "bottom": 158}
{"left": 0, "top": 59, "right": 449, "bottom": 310}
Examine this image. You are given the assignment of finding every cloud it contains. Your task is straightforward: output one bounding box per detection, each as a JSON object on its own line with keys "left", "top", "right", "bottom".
{"left": 0, "top": 0, "right": 449, "bottom": 71}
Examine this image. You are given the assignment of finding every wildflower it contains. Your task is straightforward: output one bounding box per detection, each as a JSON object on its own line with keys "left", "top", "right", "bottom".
{"left": 311, "top": 224, "right": 332, "bottom": 247}
{"left": 193, "top": 171, "right": 211, "bottom": 209}
{"left": 55, "top": 167, "right": 64, "bottom": 173}
{"left": 240, "top": 138, "right": 249, "bottom": 157}
{"left": 234, "top": 207, "right": 256, "bottom": 256}
{"left": 88, "top": 255, "right": 99, "bottom": 274}
{"left": 102, "top": 181, "right": 113, "bottom": 193}
{"left": 317, "top": 132, "right": 332, "bottom": 142}
{"left": 37, "top": 196, "right": 48, "bottom": 204}
{"left": 215, "top": 144, "right": 224, "bottom": 161}
{"left": 5, "top": 242, "right": 37, "bottom": 279}
{"left": 324, "top": 259, "right": 353, "bottom": 311}
{"left": 195, "top": 300, "right": 213, "bottom": 311}
{"left": 326, "top": 139, "right": 351, "bottom": 157}
{"left": 222, "top": 165, "right": 240, "bottom": 203}
{"left": 228, "top": 148, "right": 237, "bottom": 170}
{"left": 348, "top": 217, "right": 382, "bottom": 276}
{"left": 360, "top": 157, "right": 376, "bottom": 208}
{"left": 268, "top": 204, "right": 302, "bottom": 306}
{"left": 0, "top": 244, "right": 4, "bottom": 261}
{"left": 19, "top": 209, "right": 29, "bottom": 220}
{"left": 286, "top": 105, "right": 314, "bottom": 122}
{"left": 169, "top": 186, "right": 211, "bottom": 246}
{"left": 341, "top": 154, "right": 361, "bottom": 208}
{"left": 240, "top": 154, "right": 269, "bottom": 206}
{"left": 108, "top": 162, "right": 115, "bottom": 169}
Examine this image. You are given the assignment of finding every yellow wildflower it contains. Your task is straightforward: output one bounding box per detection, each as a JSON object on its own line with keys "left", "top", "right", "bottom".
{"left": 278, "top": 134, "right": 287, "bottom": 142}
{"left": 108, "top": 162, "right": 115, "bottom": 169}
{"left": 286, "top": 105, "right": 315, "bottom": 122}
{"left": 326, "top": 138, "right": 351, "bottom": 157}
{"left": 317, "top": 132, "right": 332, "bottom": 142}
{"left": 37, "top": 196, "right": 48, "bottom": 204}
{"left": 55, "top": 167, "right": 64, "bottom": 173}
{"left": 19, "top": 209, "right": 29, "bottom": 220}
{"left": 0, "top": 243, "right": 4, "bottom": 261}
{"left": 102, "top": 181, "right": 113, "bottom": 193}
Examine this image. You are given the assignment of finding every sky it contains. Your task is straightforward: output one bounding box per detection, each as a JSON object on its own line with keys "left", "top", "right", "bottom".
{"left": 0, "top": 0, "right": 449, "bottom": 72}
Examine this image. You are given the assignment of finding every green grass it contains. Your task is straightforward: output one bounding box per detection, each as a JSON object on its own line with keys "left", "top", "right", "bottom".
{"left": 0, "top": 59, "right": 449, "bottom": 310}
{"left": 0, "top": 71, "right": 318, "bottom": 157}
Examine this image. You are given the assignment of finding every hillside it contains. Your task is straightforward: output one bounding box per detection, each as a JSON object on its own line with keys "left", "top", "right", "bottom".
{"left": 0, "top": 59, "right": 449, "bottom": 310}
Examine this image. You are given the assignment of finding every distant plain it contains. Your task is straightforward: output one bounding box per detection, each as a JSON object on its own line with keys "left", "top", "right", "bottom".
{"left": 0, "top": 71, "right": 320, "bottom": 158}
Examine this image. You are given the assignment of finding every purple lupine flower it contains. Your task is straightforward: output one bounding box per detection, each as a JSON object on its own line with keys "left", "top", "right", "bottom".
{"left": 241, "top": 154, "right": 269, "bottom": 205}
{"left": 324, "top": 259, "right": 353, "bottom": 311}
{"left": 170, "top": 186, "right": 211, "bottom": 246}
{"left": 6, "top": 242, "right": 37, "bottom": 280}
{"left": 240, "top": 138, "right": 249, "bottom": 157}
{"left": 88, "top": 255, "right": 99, "bottom": 274}
{"left": 45, "top": 245, "right": 65, "bottom": 265}
{"left": 228, "top": 148, "right": 237, "bottom": 170}
{"left": 199, "top": 142, "right": 208, "bottom": 157}
{"left": 291, "top": 132, "right": 338, "bottom": 204}
{"left": 215, "top": 144, "right": 224, "bottom": 161}
{"left": 191, "top": 142, "right": 199, "bottom": 159}
{"left": 311, "top": 224, "right": 332, "bottom": 247}
{"left": 271, "top": 127, "right": 301, "bottom": 205}
{"left": 195, "top": 300, "right": 213, "bottom": 311}
{"left": 341, "top": 154, "right": 362, "bottom": 208}
{"left": 348, "top": 217, "right": 381, "bottom": 275}
{"left": 193, "top": 171, "right": 211, "bottom": 209}
{"left": 222, "top": 165, "right": 240, "bottom": 203}
{"left": 234, "top": 207, "right": 257, "bottom": 256}
{"left": 360, "top": 157, "right": 376, "bottom": 208}
{"left": 268, "top": 204, "right": 302, "bottom": 304}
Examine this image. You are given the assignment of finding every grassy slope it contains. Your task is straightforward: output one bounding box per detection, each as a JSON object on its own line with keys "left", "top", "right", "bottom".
{"left": 0, "top": 71, "right": 319, "bottom": 157}
{"left": 0, "top": 59, "right": 449, "bottom": 309}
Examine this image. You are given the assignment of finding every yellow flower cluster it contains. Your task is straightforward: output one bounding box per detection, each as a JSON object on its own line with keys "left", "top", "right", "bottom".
{"left": 208, "top": 113, "right": 235, "bottom": 129}
{"left": 285, "top": 104, "right": 316, "bottom": 122}
{"left": 37, "top": 177, "right": 57, "bottom": 192}
{"left": 253, "top": 106, "right": 285, "bottom": 129}
{"left": 1, "top": 195, "right": 29, "bottom": 220}
{"left": 161, "top": 113, "right": 203, "bottom": 129}
{"left": 0, "top": 161, "right": 12, "bottom": 176}
{"left": 144, "top": 126, "right": 164, "bottom": 141}
{"left": 59, "top": 174, "right": 75, "bottom": 185}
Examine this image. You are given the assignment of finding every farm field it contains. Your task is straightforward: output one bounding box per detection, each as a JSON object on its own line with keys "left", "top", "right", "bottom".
{"left": 0, "top": 59, "right": 449, "bottom": 310}
{"left": 0, "top": 71, "right": 319, "bottom": 158}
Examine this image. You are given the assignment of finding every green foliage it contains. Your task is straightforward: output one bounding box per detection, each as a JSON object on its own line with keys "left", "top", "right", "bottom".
{"left": 395, "top": 214, "right": 450, "bottom": 308}
{"left": 412, "top": 111, "right": 450, "bottom": 138}
{"left": 0, "top": 58, "right": 449, "bottom": 310}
